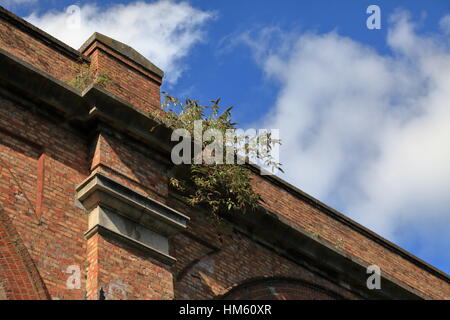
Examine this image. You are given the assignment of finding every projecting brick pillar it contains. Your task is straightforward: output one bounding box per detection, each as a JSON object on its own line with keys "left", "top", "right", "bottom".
{"left": 80, "top": 32, "right": 164, "bottom": 114}
{"left": 76, "top": 173, "right": 189, "bottom": 299}
{"left": 76, "top": 32, "right": 188, "bottom": 300}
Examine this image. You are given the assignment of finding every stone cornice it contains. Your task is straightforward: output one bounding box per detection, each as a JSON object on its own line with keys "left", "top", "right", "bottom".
{"left": 76, "top": 173, "right": 189, "bottom": 235}
{"left": 85, "top": 213, "right": 176, "bottom": 266}
{"left": 76, "top": 173, "right": 189, "bottom": 265}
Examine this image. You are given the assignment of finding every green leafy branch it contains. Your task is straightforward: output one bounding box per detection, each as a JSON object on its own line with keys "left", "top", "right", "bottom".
{"left": 151, "top": 93, "right": 283, "bottom": 219}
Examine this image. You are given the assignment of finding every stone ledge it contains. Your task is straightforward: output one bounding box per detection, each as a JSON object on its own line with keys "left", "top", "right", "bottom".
{"left": 85, "top": 207, "right": 176, "bottom": 265}
{"left": 77, "top": 172, "right": 189, "bottom": 264}
{"left": 77, "top": 172, "right": 189, "bottom": 236}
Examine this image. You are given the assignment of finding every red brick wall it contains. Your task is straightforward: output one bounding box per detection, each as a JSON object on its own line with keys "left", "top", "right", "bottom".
{"left": 90, "top": 130, "right": 169, "bottom": 203}
{"left": 0, "top": 207, "right": 49, "bottom": 300}
{"left": 0, "top": 96, "right": 89, "bottom": 299}
{"left": 84, "top": 42, "right": 162, "bottom": 114}
{"left": 86, "top": 233, "right": 174, "bottom": 300}
{"left": 85, "top": 131, "right": 174, "bottom": 300}
{"left": 0, "top": 90, "right": 173, "bottom": 300}
{"left": 0, "top": 19, "right": 81, "bottom": 84}
{"left": 0, "top": 14, "right": 161, "bottom": 115}
{"left": 252, "top": 175, "right": 450, "bottom": 299}
{"left": 86, "top": 233, "right": 99, "bottom": 300}
{"left": 168, "top": 198, "right": 360, "bottom": 300}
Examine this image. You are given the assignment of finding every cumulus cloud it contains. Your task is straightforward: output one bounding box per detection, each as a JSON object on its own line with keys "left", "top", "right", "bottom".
{"left": 239, "top": 11, "right": 450, "bottom": 266}
{"left": 440, "top": 14, "right": 450, "bottom": 34}
{"left": 25, "top": 1, "right": 213, "bottom": 83}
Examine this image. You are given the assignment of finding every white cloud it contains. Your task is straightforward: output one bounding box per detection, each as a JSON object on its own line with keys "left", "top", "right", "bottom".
{"left": 25, "top": 1, "right": 213, "bottom": 83}
{"left": 440, "top": 14, "right": 450, "bottom": 34}
{"left": 241, "top": 12, "right": 450, "bottom": 261}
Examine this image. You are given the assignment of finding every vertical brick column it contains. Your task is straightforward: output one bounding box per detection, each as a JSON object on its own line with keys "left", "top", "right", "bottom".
{"left": 80, "top": 32, "right": 164, "bottom": 114}
{"left": 77, "top": 173, "right": 189, "bottom": 300}
{"left": 78, "top": 33, "right": 183, "bottom": 299}
{"left": 85, "top": 233, "right": 99, "bottom": 300}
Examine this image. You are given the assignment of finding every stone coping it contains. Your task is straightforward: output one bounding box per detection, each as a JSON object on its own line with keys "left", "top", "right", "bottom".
{"left": 80, "top": 32, "right": 164, "bottom": 78}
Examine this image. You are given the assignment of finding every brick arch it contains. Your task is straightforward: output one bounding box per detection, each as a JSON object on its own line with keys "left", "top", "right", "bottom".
{"left": 218, "top": 277, "right": 346, "bottom": 300}
{"left": 0, "top": 208, "right": 49, "bottom": 300}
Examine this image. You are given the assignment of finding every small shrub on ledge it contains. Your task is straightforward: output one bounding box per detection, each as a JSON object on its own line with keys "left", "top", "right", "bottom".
{"left": 151, "top": 93, "right": 283, "bottom": 220}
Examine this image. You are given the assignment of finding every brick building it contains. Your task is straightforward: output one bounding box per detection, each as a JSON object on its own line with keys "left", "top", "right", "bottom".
{"left": 0, "top": 6, "right": 448, "bottom": 300}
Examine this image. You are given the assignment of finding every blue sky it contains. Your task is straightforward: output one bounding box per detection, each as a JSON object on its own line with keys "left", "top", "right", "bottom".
{"left": 3, "top": 0, "right": 450, "bottom": 274}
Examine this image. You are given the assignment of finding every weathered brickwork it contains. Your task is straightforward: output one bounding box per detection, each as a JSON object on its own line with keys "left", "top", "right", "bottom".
{"left": 0, "top": 207, "right": 49, "bottom": 300}
{"left": 252, "top": 175, "right": 450, "bottom": 299}
{"left": 86, "top": 232, "right": 99, "bottom": 299}
{"left": 0, "top": 13, "right": 84, "bottom": 85}
{"left": 168, "top": 199, "right": 360, "bottom": 300}
{"left": 83, "top": 40, "right": 162, "bottom": 114}
{"left": 90, "top": 130, "right": 169, "bottom": 203}
{"left": 0, "top": 96, "right": 89, "bottom": 300}
{"left": 87, "top": 233, "right": 174, "bottom": 300}
{"left": 0, "top": 6, "right": 448, "bottom": 300}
